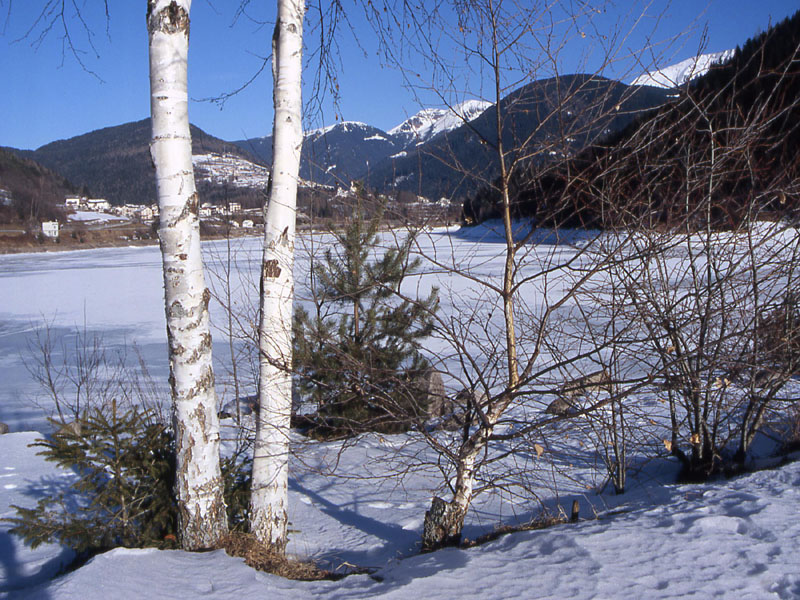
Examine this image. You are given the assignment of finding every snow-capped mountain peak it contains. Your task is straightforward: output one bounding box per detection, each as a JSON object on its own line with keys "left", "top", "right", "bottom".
{"left": 389, "top": 100, "right": 492, "bottom": 147}
{"left": 631, "top": 49, "right": 735, "bottom": 88}
{"left": 306, "top": 121, "right": 371, "bottom": 140}
{"left": 428, "top": 99, "right": 492, "bottom": 136}
{"left": 388, "top": 108, "right": 448, "bottom": 138}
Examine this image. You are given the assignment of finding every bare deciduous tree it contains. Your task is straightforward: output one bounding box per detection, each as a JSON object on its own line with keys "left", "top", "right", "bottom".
{"left": 372, "top": 0, "right": 669, "bottom": 549}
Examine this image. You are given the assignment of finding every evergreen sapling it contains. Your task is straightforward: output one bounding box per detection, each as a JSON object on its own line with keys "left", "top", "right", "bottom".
{"left": 294, "top": 206, "right": 439, "bottom": 437}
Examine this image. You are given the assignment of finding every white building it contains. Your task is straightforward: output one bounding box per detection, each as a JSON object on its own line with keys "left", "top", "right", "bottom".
{"left": 42, "top": 221, "right": 59, "bottom": 238}
{"left": 114, "top": 204, "right": 139, "bottom": 218}
{"left": 64, "top": 197, "right": 83, "bottom": 208}
{"left": 139, "top": 206, "right": 156, "bottom": 221}
{"left": 87, "top": 198, "right": 111, "bottom": 212}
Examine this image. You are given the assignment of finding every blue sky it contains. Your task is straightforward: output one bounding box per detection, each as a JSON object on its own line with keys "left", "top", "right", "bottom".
{"left": 1, "top": 1, "right": 798, "bottom": 150}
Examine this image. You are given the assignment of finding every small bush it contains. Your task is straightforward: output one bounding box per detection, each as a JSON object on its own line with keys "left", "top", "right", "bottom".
{"left": 5, "top": 401, "right": 253, "bottom": 555}
{"left": 6, "top": 401, "right": 178, "bottom": 554}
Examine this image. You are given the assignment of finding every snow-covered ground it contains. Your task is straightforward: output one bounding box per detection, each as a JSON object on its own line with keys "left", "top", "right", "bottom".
{"left": 66, "top": 211, "right": 126, "bottom": 223}
{"left": 1, "top": 224, "right": 799, "bottom": 598}
{"left": 192, "top": 153, "right": 271, "bottom": 188}
{"left": 2, "top": 428, "right": 798, "bottom": 599}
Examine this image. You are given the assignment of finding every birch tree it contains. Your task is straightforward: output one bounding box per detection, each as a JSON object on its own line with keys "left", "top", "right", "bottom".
{"left": 147, "top": 0, "right": 227, "bottom": 550}
{"left": 359, "top": 0, "right": 673, "bottom": 550}
{"left": 250, "top": 0, "right": 304, "bottom": 552}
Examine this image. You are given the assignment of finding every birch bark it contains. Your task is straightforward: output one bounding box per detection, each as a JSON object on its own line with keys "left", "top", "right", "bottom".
{"left": 250, "top": 0, "right": 304, "bottom": 552}
{"left": 147, "top": 0, "right": 227, "bottom": 550}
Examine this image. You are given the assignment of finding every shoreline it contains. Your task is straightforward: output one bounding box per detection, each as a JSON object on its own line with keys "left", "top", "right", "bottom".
{"left": 0, "top": 230, "right": 263, "bottom": 257}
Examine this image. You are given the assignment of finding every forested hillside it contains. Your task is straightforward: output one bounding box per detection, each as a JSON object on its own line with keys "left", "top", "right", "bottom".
{"left": 15, "top": 119, "right": 265, "bottom": 207}
{"left": 368, "top": 75, "right": 670, "bottom": 202}
{"left": 464, "top": 10, "right": 800, "bottom": 227}
{"left": 0, "top": 147, "right": 73, "bottom": 223}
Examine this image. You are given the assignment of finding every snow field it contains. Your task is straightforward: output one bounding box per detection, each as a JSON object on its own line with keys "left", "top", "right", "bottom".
{"left": 3, "top": 426, "right": 799, "bottom": 598}
{"left": 1, "top": 222, "right": 799, "bottom": 598}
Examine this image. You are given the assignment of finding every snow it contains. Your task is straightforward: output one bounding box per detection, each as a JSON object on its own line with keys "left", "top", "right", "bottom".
{"left": 388, "top": 108, "right": 447, "bottom": 138}
{"left": 192, "top": 153, "right": 271, "bottom": 188}
{"left": 631, "top": 49, "right": 735, "bottom": 88}
{"left": 306, "top": 121, "right": 370, "bottom": 139}
{"left": 66, "top": 211, "right": 124, "bottom": 223}
{"left": 0, "top": 433, "right": 76, "bottom": 595}
{"left": 2, "top": 425, "right": 799, "bottom": 598}
{"left": 424, "top": 99, "right": 492, "bottom": 140}
{"left": 389, "top": 100, "right": 491, "bottom": 146}
{"left": 1, "top": 227, "right": 800, "bottom": 598}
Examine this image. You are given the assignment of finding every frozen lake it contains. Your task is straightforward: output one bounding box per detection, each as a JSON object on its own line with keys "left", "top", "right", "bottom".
{"left": 2, "top": 223, "right": 800, "bottom": 599}
{"left": 0, "top": 225, "right": 545, "bottom": 432}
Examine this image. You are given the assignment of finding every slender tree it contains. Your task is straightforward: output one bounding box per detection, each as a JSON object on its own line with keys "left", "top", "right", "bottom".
{"left": 250, "top": 0, "right": 305, "bottom": 552}
{"left": 147, "top": 0, "right": 227, "bottom": 549}
{"left": 360, "top": 0, "right": 671, "bottom": 550}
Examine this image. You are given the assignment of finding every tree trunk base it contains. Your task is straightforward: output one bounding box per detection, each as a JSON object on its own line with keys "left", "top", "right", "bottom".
{"left": 422, "top": 497, "right": 465, "bottom": 552}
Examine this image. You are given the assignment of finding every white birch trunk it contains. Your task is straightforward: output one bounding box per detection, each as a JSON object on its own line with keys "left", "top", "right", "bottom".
{"left": 147, "top": 0, "right": 227, "bottom": 550}
{"left": 250, "top": 0, "right": 305, "bottom": 552}
{"left": 422, "top": 426, "right": 488, "bottom": 550}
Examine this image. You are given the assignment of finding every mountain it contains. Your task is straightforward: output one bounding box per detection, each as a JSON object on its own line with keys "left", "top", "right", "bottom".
{"left": 16, "top": 120, "right": 267, "bottom": 207}
{"left": 389, "top": 100, "right": 492, "bottom": 149}
{"left": 233, "top": 100, "right": 492, "bottom": 188}
{"left": 235, "top": 121, "right": 399, "bottom": 187}
{"left": 387, "top": 109, "right": 448, "bottom": 149}
{"left": 233, "top": 121, "right": 398, "bottom": 187}
{"left": 479, "top": 10, "right": 800, "bottom": 228}
{"left": 631, "top": 49, "right": 735, "bottom": 88}
{"left": 367, "top": 76, "right": 671, "bottom": 201}
{"left": 237, "top": 81, "right": 668, "bottom": 201}
{"left": 301, "top": 121, "right": 400, "bottom": 186}
{"left": 6, "top": 78, "right": 665, "bottom": 211}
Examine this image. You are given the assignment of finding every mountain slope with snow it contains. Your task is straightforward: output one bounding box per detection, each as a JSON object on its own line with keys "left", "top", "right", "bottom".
{"left": 369, "top": 76, "right": 670, "bottom": 201}
{"left": 234, "top": 102, "right": 492, "bottom": 188}
{"left": 389, "top": 100, "right": 491, "bottom": 149}
{"left": 631, "top": 49, "right": 735, "bottom": 88}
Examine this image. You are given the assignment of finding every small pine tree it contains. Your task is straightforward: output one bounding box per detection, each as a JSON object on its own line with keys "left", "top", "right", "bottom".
{"left": 6, "top": 401, "right": 178, "bottom": 554}
{"left": 294, "top": 203, "right": 438, "bottom": 438}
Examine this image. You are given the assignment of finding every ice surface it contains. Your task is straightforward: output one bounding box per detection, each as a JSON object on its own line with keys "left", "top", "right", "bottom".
{"left": 66, "top": 212, "right": 126, "bottom": 223}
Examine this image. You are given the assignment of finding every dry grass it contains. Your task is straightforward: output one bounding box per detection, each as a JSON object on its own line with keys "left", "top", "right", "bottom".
{"left": 220, "top": 532, "right": 342, "bottom": 581}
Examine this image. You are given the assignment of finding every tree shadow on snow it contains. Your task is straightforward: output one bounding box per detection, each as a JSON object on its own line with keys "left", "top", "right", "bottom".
{"left": 0, "top": 530, "right": 62, "bottom": 598}
{"left": 289, "top": 478, "right": 421, "bottom": 572}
